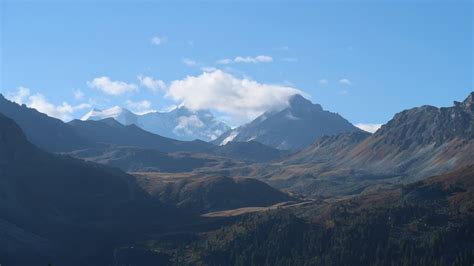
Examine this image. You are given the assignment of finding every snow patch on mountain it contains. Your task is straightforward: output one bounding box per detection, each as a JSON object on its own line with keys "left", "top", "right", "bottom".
{"left": 220, "top": 130, "right": 240, "bottom": 145}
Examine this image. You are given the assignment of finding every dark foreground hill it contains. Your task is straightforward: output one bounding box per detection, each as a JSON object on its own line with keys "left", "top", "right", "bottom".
{"left": 0, "top": 113, "right": 189, "bottom": 264}
{"left": 0, "top": 113, "right": 292, "bottom": 264}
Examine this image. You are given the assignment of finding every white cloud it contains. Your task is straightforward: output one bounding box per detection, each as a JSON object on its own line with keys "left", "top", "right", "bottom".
{"left": 173, "top": 115, "right": 205, "bottom": 135}
{"left": 182, "top": 58, "right": 198, "bottom": 67}
{"left": 7, "top": 86, "right": 30, "bottom": 105}
{"left": 125, "top": 99, "right": 155, "bottom": 114}
{"left": 74, "top": 89, "right": 84, "bottom": 100}
{"left": 150, "top": 36, "right": 167, "bottom": 45}
{"left": 339, "top": 78, "right": 353, "bottom": 86}
{"left": 87, "top": 76, "right": 138, "bottom": 96}
{"left": 7, "top": 87, "right": 90, "bottom": 121}
{"left": 217, "top": 55, "right": 273, "bottom": 64}
{"left": 29, "top": 94, "right": 91, "bottom": 121}
{"left": 201, "top": 66, "right": 218, "bottom": 72}
{"left": 167, "top": 70, "right": 302, "bottom": 124}
{"left": 217, "top": 58, "right": 232, "bottom": 64}
{"left": 355, "top": 123, "right": 382, "bottom": 133}
{"left": 138, "top": 75, "right": 166, "bottom": 92}
{"left": 318, "top": 79, "right": 328, "bottom": 85}
{"left": 235, "top": 55, "right": 273, "bottom": 63}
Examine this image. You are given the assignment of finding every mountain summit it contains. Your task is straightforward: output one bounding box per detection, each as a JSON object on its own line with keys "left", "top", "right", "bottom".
{"left": 81, "top": 106, "right": 139, "bottom": 126}
{"left": 456, "top": 91, "right": 474, "bottom": 112}
{"left": 213, "top": 94, "right": 362, "bottom": 150}
{"left": 288, "top": 94, "right": 323, "bottom": 111}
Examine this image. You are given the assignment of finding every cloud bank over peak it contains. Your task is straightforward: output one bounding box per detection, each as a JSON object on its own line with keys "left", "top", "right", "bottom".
{"left": 167, "top": 70, "right": 302, "bottom": 124}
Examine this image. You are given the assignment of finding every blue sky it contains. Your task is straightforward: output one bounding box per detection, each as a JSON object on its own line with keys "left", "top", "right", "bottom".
{"left": 1, "top": 0, "right": 472, "bottom": 130}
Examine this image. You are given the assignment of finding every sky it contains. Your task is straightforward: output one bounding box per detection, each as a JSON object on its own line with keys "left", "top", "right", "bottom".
{"left": 1, "top": 0, "right": 472, "bottom": 131}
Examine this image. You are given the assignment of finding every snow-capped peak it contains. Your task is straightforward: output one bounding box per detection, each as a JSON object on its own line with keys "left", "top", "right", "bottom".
{"left": 81, "top": 106, "right": 138, "bottom": 126}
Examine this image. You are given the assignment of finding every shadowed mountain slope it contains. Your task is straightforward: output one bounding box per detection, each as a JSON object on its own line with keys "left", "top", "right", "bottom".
{"left": 67, "top": 119, "right": 285, "bottom": 165}
{"left": 68, "top": 118, "right": 214, "bottom": 153}
{"left": 0, "top": 113, "right": 187, "bottom": 264}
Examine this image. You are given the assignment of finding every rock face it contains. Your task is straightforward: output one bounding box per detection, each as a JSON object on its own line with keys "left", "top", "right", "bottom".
{"left": 368, "top": 95, "right": 474, "bottom": 150}
{"left": 285, "top": 131, "right": 372, "bottom": 164}
{"left": 214, "top": 94, "right": 363, "bottom": 151}
{"left": 82, "top": 106, "right": 230, "bottom": 142}
{"left": 344, "top": 91, "right": 474, "bottom": 176}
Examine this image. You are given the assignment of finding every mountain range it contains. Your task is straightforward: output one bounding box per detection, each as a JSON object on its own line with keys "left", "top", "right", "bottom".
{"left": 288, "top": 91, "right": 474, "bottom": 177}
{"left": 0, "top": 91, "right": 473, "bottom": 264}
{"left": 0, "top": 95, "right": 284, "bottom": 163}
{"left": 82, "top": 105, "right": 230, "bottom": 142}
